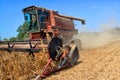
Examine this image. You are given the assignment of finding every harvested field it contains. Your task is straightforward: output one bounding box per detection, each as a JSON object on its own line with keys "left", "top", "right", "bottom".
{"left": 47, "top": 41, "right": 120, "bottom": 80}
{"left": 0, "top": 41, "right": 120, "bottom": 80}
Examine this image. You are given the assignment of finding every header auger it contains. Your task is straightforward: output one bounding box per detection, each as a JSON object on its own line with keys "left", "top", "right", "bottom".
{"left": 0, "top": 5, "right": 85, "bottom": 79}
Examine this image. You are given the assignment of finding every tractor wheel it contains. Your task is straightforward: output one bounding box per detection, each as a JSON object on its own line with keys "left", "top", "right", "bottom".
{"left": 68, "top": 44, "right": 79, "bottom": 65}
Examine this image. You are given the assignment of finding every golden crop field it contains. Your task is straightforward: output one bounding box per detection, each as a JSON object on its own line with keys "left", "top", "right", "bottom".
{"left": 0, "top": 52, "right": 48, "bottom": 80}
{"left": 0, "top": 41, "right": 120, "bottom": 80}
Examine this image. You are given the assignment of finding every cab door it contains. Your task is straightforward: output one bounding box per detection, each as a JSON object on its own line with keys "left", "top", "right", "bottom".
{"left": 39, "top": 15, "right": 47, "bottom": 30}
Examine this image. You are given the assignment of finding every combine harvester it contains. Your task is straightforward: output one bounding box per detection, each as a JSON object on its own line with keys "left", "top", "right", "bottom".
{"left": 0, "top": 6, "right": 85, "bottom": 79}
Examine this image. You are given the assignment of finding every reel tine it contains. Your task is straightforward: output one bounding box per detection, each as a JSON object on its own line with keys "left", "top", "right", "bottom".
{"left": 33, "top": 43, "right": 38, "bottom": 48}
{"left": 29, "top": 40, "right": 32, "bottom": 48}
{"left": 7, "top": 42, "right": 13, "bottom": 52}
{"left": 8, "top": 42, "right": 10, "bottom": 48}
{"left": 11, "top": 43, "right": 15, "bottom": 48}
{"left": 8, "top": 42, "right": 15, "bottom": 48}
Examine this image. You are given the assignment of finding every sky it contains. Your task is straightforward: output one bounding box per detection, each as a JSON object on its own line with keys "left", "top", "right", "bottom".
{"left": 0, "top": 0, "right": 120, "bottom": 39}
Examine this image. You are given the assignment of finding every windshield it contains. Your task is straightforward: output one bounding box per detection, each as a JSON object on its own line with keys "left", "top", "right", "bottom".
{"left": 24, "top": 9, "right": 50, "bottom": 32}
{"left": 24, "top": 10, "right": 39, "bottom": 32}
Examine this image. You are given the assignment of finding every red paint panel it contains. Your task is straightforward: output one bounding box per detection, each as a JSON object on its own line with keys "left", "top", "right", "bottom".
{"left": 29, "top": 32, "right": 40, "bottom": 40}
{"left": 54, "top": 16, "right": 74, "bottom": 30}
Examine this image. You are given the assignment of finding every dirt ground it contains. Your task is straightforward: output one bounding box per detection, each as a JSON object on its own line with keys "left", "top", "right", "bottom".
{"left": 0, "top": 41, "right": 120, "bottom": 80}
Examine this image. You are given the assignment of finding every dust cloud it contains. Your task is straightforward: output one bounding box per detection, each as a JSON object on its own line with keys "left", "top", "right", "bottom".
{"left": 74, "top": 27, "right": 120, "bottom": 49}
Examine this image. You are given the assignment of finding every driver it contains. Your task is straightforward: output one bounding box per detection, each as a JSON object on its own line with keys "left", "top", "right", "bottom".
{"left": 48, "top": 28, "right": 63, "bottom": 60}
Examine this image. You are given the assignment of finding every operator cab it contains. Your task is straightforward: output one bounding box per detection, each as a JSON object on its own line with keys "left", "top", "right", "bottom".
{"left": 23, "top": 6, "right": 50, "bottom": 33}
{"left": 22, "top": 6, "right": 85, "bottom": 40}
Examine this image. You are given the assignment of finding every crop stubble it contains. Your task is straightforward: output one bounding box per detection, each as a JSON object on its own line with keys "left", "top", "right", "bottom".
{"left": 0, "top": 41, "right": 120, "bottom": 80}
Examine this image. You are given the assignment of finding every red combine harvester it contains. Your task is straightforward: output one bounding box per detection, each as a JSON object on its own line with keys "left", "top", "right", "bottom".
{"left": 0, "top": 6, "right": 85, "bottom": 79}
